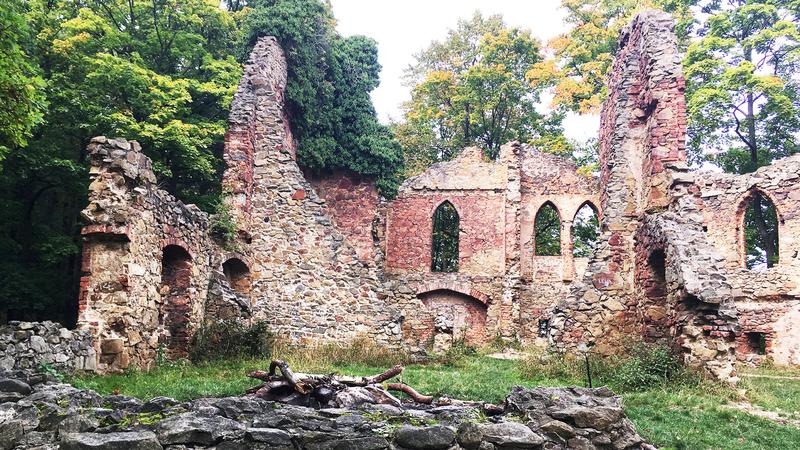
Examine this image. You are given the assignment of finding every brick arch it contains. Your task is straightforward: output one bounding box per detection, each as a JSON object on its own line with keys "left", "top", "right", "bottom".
{"left": 735, "top": 187, "right": 782, "bottom": 269}
{"left": 572, "top": 200, "right": 601, "bottom": 223}
{"left": 416, "top": 282, "right": 489, "bottom": 306}
{"left": 159, "top": 244, "right": 193, "bottom": 358}
{"left": 534, "top": 200, "right": 563, "bottom": 256}
{"left": 428, "top": 198, "right": 462, "bottom": 218}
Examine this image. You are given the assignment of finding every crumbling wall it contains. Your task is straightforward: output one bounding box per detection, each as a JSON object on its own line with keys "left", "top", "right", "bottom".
{"left": 308, "top": 171, "right": 383, "bottom": 263}
{"left": 223, "top": 37, "right": 401, "bottom": 346}
{"left": 550, "top": 10, "right": 739, "bottom": 382}
{"left": 695, "top": 155, "right": 800, "bottom": 364}
{"left": 518, "top": 149, "right": 600, "bottom": 342}
{"left": 79, "top": 137, "right": 216, "bottom": 371}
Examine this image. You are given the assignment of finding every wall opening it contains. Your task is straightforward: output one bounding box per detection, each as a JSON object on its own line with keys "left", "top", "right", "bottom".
{"left": 643, "top": 248, "right": 668, "bottom": 341}
{"left": 741, "top": 190, "right": 779, "bottom": 270}
{"left": 535, "top": 201, "right": 561, "bottom": 256}
{"left": 538, "top": 319, "right": 550, "bottom": 338}
{"left": 160, "top": 245, "right": 193, "bottom": 358}
{"left": 222, "top": 258, "right": 251, "bottom": 299}
{"left": 572, "top": 202, "right": 599, "bottom": 257}
{"left": 746, "top": 332, "right": 767, "bottom": 356}
{"left": 431, "top": 201, "right": 459, "bottom": 272}
{"left": 418, "top": 289, "right": 488, "bottom": 351}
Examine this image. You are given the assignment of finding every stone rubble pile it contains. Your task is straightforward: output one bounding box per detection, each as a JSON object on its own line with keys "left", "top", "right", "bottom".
{"left": 0, "top": 369, "right": 649, "bottom": 450}
{"left": 0, "top": 322, "right": 96, "bottom": 373}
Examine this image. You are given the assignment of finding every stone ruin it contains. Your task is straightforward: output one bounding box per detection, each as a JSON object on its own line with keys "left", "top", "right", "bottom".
{"left": 71, "top": 11, "right": 800, "bottom": 381}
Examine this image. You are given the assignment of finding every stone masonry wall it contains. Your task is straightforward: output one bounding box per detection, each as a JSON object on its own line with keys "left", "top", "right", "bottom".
{"left": 78, "top": 137, "right": 216, "bottom": 371}
{"left": 223, "top": 37, "right": 401, "bottom": 346}
{"left": 308, "top": 171, "right": 383, "bottom": 262}
{"left": 550, "top": 10, "right": 739, "bottom": 382}
{"left": 695, "top": 155, "right": 800, "bottom": 364}
{"left": 0, "top": 322, "right": 96, "bottom": 373}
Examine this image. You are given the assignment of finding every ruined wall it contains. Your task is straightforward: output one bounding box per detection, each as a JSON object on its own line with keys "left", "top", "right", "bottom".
{"left": 695, "top": 156, "right": 800, "bottom": 364}
{"left": 550, "top": 10, "right": 739, "bottom": 382}
{"left": 78, "top": 138, "right": 219, "bottom": 371}
{"left": 518, "top": 150, "right": 600, "bottom": 342}
{"left": 223, "top": 37, "right": 401, "bottom": 346}
{"left": 308, "top": 171, "right": 383, "bottom": 262}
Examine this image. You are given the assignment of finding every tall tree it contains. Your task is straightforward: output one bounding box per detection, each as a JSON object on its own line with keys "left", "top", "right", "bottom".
{"left": 395, "top": 12, "right": 567, "bottom": 174}
{"left": 529, "top": 0, "right": 694, "bottom": 113}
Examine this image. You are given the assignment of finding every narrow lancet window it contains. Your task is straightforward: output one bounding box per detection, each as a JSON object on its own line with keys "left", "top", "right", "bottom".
{"left": 743, "top": 191, "right": 779, "bottom": 270}
{"left": 431, "top": 201, "right": 459, "bottom": 272}
{"left": 573, "top": 202, "right": 599, "bottom": 257}
{"left": 535, "top": 202, "right": 561, "bottom": 256}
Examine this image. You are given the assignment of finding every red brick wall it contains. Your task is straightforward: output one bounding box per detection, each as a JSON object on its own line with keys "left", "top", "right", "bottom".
{"left": 308, "top": 171, "right": 380, "bottom": 262}
{"left": 386, "top": 192, "right": 506, "bottom": 275}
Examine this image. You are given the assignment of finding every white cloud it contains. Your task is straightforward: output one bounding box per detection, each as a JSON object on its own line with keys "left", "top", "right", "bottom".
{"left": 329, "top": 0, "right": 599, "bottom": 143}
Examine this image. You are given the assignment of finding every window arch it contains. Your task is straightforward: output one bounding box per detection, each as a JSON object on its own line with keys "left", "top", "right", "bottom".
{"left": 431, "top": 201, "right": 459, "bottom": 272}
{"left": 741, "top": 189, "right": 780, "bottom": 270}
{"left": 535, "top": 202, "right": 561, "bottom": 256}
{"left": 572, "top": 202, "right": 600, "bottom": 257}
{"left": 223, "top": 258, "right": 251, "bottom": 298}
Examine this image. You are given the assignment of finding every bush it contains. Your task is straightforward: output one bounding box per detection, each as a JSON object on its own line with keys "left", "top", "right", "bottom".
{"left": 189, "top": 320, "right": 274, "bottom": 363}
{"left": 518, "top": 343, "right": 703, "bottom": 392}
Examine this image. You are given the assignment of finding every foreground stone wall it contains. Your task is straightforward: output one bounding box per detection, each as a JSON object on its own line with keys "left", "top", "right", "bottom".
{"left": 0, "top": 369, "right": 647, "bottom": 450}
{"left": 0, "top": 322, "right": 95, "bottom": 372}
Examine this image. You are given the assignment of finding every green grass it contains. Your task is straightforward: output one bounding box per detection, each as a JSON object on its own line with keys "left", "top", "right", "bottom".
{"left": 68, "top": 352, "right": 800, "bottom": 450}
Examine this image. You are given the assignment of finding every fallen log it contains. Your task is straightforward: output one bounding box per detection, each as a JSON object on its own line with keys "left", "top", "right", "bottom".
{"left": 386, "top": 383, "right": 434, "bottom": 404}
{"left": 245, "top": 360, "right": 432, "bottom": 408}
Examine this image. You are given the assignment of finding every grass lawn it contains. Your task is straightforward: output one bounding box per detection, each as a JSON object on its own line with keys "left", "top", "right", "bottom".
{"left": 68, "top": 353, "right": 800, "bottom": 450}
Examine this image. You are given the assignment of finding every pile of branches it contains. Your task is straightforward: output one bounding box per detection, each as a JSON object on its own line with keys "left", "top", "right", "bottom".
{"left": 245, "top": 360, "right": 438, "bottom": 409}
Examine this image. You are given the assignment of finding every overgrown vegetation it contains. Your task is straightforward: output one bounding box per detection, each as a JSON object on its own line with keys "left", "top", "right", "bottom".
{"left": 189, "top": 320, "right": 274, "bottom": 363}
{"left": 241, "top": 0, "right": 403, "bottom": 197}
{"left": 69, "top": 340, "right": 800, "bottom": 449}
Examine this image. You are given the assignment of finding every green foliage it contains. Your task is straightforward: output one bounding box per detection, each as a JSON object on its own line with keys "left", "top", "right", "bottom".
{"left": 395, "top": 12, "right": 568, "bottom": 173}
{"left": 530, "top": 0, "right": 695, "bottom": 113}
{"left": 534, "top": 202, "right": 561, "bottom": 256}
{"left": 189, "top": 320, "right": 274, "bottom": 363}
{"left": 519, "top": 344, "right": 701, "bottom": 392}
{"left": 433, "top": 339, "right": 478, "bottom": 367}
{"left": 241, "top": 0, "right": 403, "bottom": 198}
{"left": 684, "top": 0, "right": 800, "bottom": 169}
{"left": 0, "top": 1, "right": 46, "bottom": 165}
{"left": 210, "top": 202, "right": 239, "bottom": 249}
{"left": 431, "top": 201, "right": 459, "bottom": 272}
{"left": 0, "top": 0, "right": 243, "bottom": 323}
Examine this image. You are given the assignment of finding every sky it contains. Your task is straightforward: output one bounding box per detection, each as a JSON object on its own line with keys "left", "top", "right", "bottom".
{"left": 328, "top": 0, "right": 600, "bottom": 142}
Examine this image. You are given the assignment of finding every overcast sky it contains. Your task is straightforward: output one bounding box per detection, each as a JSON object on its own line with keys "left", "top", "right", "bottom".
{"left": 329, "top": 0, "right": 599, "bottom": 142}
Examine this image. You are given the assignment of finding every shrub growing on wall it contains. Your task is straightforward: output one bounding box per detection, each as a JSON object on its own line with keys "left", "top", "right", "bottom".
{"left": 241, "top": 0, "right": 404, "bottom": 198}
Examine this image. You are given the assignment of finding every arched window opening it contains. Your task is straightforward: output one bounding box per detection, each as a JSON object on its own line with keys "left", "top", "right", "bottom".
{"left": 431, "top": 201, "right": 459, "bottom": 272}
{"left": 535, "top": 202, "right": 561, "bottom": 256}
{"left": 743, "top": 191, "right": 779, "bottom": 270}
{"left": 572, "top": 202, "right": 599, "bottom": 257}
{"left": 160, "top": 245, "right": 192, "bottom": 357}
{"left": 222, "top": 258, "right": 251, "bottom": 298}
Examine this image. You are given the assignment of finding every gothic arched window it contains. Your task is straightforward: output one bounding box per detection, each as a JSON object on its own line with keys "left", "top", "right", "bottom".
{"left": 742, "top": 190, "right": 779, "bottom": 270}
{"left": 535, "top": 202, "right": 561, "bottom": 256}
{"left": 431, "top": 201, "right": 459, "bottom": 272}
